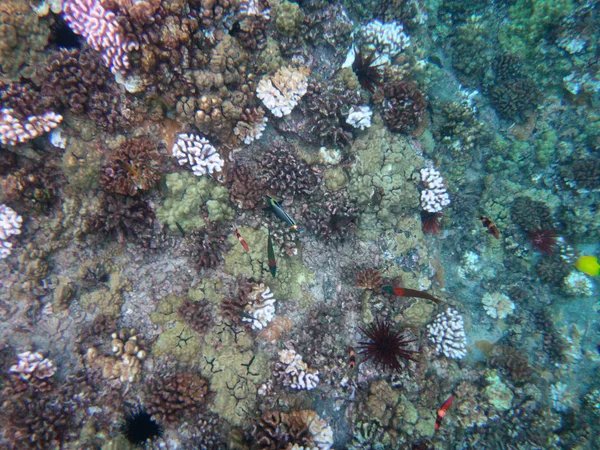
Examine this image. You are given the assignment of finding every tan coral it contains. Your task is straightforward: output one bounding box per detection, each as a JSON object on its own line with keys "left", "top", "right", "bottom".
{"left": 85, "top": 328, "right": 146, "bottom": 384}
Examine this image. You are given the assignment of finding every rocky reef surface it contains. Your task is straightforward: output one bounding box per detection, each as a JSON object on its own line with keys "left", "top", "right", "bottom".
{"left": 0, "top": 0, "right": 599, "bottom": 448}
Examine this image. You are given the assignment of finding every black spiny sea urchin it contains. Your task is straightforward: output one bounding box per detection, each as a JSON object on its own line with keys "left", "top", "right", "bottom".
{"left": 352, "top": 48, "right": 385, "bottom": 93}
{"left": 358, "top": 320, "right": 418, "bottom": 371}
{"left": 122, "top": 408, "right": 163, "bottom": 447}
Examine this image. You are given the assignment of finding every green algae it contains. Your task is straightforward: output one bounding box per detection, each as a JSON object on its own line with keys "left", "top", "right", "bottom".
{"left": 156, "top": 172, "right": 234, "bottom": 234}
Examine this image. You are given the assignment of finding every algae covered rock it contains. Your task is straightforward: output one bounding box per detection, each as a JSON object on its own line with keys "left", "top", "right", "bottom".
{"left": 157, "top": 172, "right": 234, "bottom": 233}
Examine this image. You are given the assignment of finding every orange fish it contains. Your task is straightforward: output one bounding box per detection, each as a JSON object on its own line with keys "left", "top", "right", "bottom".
{"left": 480, "top": 216, "right": 500, "bottom": 239}
{"left": 435, "top": 395, "right": 453, "bottom": 432}
{"left": 235, "top": 228, "right": 250, "bottom": 252}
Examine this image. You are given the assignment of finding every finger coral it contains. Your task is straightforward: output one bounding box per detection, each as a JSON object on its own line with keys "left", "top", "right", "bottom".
{"left": 100, "top": 138, "right": 164, "bottom": 196}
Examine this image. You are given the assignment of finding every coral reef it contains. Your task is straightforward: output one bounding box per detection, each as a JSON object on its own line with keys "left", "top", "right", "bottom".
{"left": 100, "top": 138, "right": 164, "bottom": 196}
{"left": 241, "top": 283, "right": 277, "bottom": 330}
{"left": 260, "top": 143, "right": 322, "bottom": 199}
{"left": 380, "top": 80, "right": 427, "bottom": 135}
{"left": 355, "top": 268, "right": 383, "bottom": 291}
{"left": 257, "top": 66, "right": 308, "bottom": 117}
{"left": 274, "top": 349, "right": 320, "bottom": 391}
{"left": 0, "top": 203, "right": 22, "bottom": 259}
{"left": 185, "top": 225, "right": 230, "bottom": 270}
{"left": 147, "top": 371, "right": 209, "bottom": 425}
{"left": 427, "top": 308, "right": 467, "bottom": 359}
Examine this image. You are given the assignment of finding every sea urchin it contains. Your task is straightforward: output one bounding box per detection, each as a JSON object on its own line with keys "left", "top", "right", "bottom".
{"left": 527, "top": 228, "right": 558, "bottom": 254}
{"left": 122, "top": 408, "right": 163, "bottom": 447}
{"left": 358, "top": 320, "right": 418, "bottom": 371}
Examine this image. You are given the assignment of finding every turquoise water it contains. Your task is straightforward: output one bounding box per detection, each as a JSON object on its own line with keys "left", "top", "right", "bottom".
{"left": 0, "top": 0, "right": 598, "bottom": 448}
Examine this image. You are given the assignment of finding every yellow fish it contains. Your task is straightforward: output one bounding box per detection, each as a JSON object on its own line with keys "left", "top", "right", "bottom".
{"left": 574, "top": 255, "right": 600, "bottom": 276}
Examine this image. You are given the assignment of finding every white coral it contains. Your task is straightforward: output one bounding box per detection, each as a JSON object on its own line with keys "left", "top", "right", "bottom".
{"left": 234, "top": 116, "right": 268, "bottom": 144}
{"left": 420, "top": 167, "right": 450, "bottom": 213}
{"left": 551, "top": 382, "right": 576, "bottom": 412}
{"left": 257, "top": 67, "right": 308, "bottom": 117}
{"left": 562, "top": 271, "right": 593, "bottom": 297}
{"left": 361, "top": 20, "right": 411, "bottom": 59}
{"left": 0, "top": 108, "right": 63, "bottom": 146}
{"left": 482, "top": 292, "right": 515, "bottom": 319}
{"left": 278, "top": 349, "right": 320, "bottom": 390}
{"left": 242, "top": 284, "right": 276, "bottom": 330}
{"left": 427, "top": 308, "right": 467, "bottom": 359}
{"left": 0, "top": 204, "right": 22, "bottom": 241}
{"left": 9, "top": 351, "right": 56, "bottom": 381}
{"left": 346, "top": 106, "right": 373, "bottom": 130}
{"left": 171, "top": 133, "right": 224, "bottom": 177}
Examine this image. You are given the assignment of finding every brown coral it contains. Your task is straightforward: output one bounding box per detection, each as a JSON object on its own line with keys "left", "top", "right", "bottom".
{"left": 185, "top": 225, "right": 230, "bottom": 270}
{"left": 510, "top": 197, "right": 554, "bottom": 233}
{"left": 228, "top": 163, "right": 266, "bottom": 209}
{"left": 567, "top": 158, "right": 600, "bottom": 190}
{"left": 298, "top": 79, "right": 361, "bottom": 147}
{"left": 100, "top": 138, "right": 164, "bottom": 196}
{"left": 84, "top": 193, "right": 156, "bottom": 246}
{"left": 355, "top": 268, "right": 383, "bottom": 291}
{"left": 178, "top": 298, "right": 214, "bottom": 334}
{"left": 260, "top": 143, "right": 322, "bottom": 199}
{"left": 487, "top": 55, "right": 538, "bottom": 122}
{"left": 381, "top": 80, "right": 428, "bottom": 135}
{"left": 147, "top": 372, "right": 209, "bottom": 425}
{"left": 42, "top": 48, "right": 110, "bottom": 115}
{"left": 487, "top": 345, "right": 533, "bottom": 384}
{"left": 0, "top": 376, "right": 88, "bottom": 449}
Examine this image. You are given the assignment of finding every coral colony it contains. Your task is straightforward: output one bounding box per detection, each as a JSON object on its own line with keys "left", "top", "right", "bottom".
{"left": 1, "top": 0, "right": 600, "bottom": 448}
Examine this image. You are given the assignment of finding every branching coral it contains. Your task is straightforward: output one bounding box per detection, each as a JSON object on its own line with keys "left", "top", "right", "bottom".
{"left": 178, "top": 298, "right": 214, "bottom": 335}
{"left": 380, "top": 80, "right": 427, "bottom": 135}
{"left": 486, "top": 54, "right": 538, "bottom": 122}
{"left": 297, "top": 79, "right": 361, "bottom": 147}
{"left": 257, "top": 66, "right": 308, "bottom": 117}
{"left": 42, "top": 48, "right": 111, "bottom": 115}
{"left": 185, "top": 224, "right": 230, "bottom": 270}
{"left": 510, "top": 197, "right": 554, "bottom": 232}
{"left": 300, "top": 188, "right": 360, "bottom": 240}
{"left": 1, "top": 376, "right": 88, "bottom": 449}
{"left": 100, "top": 138, "right": 164, "bottom": 196}
{"left": 260, "top": 143, "right": 322, "bottom": 199}
{"left": 227, "top": 163, "right": 266, "bottom": 209}
{"left": 146, "top": 371, "right": 209, "bottom": 425}
{"left": 84, "top": 193, "right": 156, "bottom": 245}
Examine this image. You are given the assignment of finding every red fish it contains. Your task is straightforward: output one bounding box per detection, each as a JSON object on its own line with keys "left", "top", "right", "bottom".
{"left": 235, "top": 228, "right": 250, "bottom": 252}
{"left": 435, "top": 395, "right": 453, "bottom": 432}
{"left": 348, "top": 347, "right": 356, "bottom": 369}
{"left": 381, "top": 285, "right": 444, "bottom": 304}
{"left": 480, "top": 216, "right": 500, "bottom": 239}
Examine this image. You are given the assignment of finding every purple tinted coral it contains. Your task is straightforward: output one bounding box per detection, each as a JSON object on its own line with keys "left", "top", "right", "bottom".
{"left": 100, "top": 138, "right": 164, "bottom": 196}
{"left": 381, "top": 80, "right": 428, "bottom": 135}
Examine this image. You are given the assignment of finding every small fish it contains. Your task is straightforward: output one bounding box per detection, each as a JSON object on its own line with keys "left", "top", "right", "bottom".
{"left": 265, "top": 195, "right": 298, "bottom": 231}
{"left": 235, "top": 228, "right": 250, "bottom": 252}
{"left": 267, "top": 229, "right": 276, "bottom": 278}
{"left": 480, "top": 216, "right": 500, "bottom": 239}
{"left": 435, "top": 395, "right": 453, "bottom": 432}
{"left": 381, "top": 285, "right": 444, "bottom": 304}
{"left": 175, "top": 221, "right": 186, "bottom": 237}
{"left": 348, "top": 347, "right": 356, "bottom": 369}
{"left": 574, "top": 255, "right": 600, "bottom": 277}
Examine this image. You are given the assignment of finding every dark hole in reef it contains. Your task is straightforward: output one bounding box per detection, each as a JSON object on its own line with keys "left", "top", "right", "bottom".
{"left": 49, "top": 14, "right": 82, "bottom": 49}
